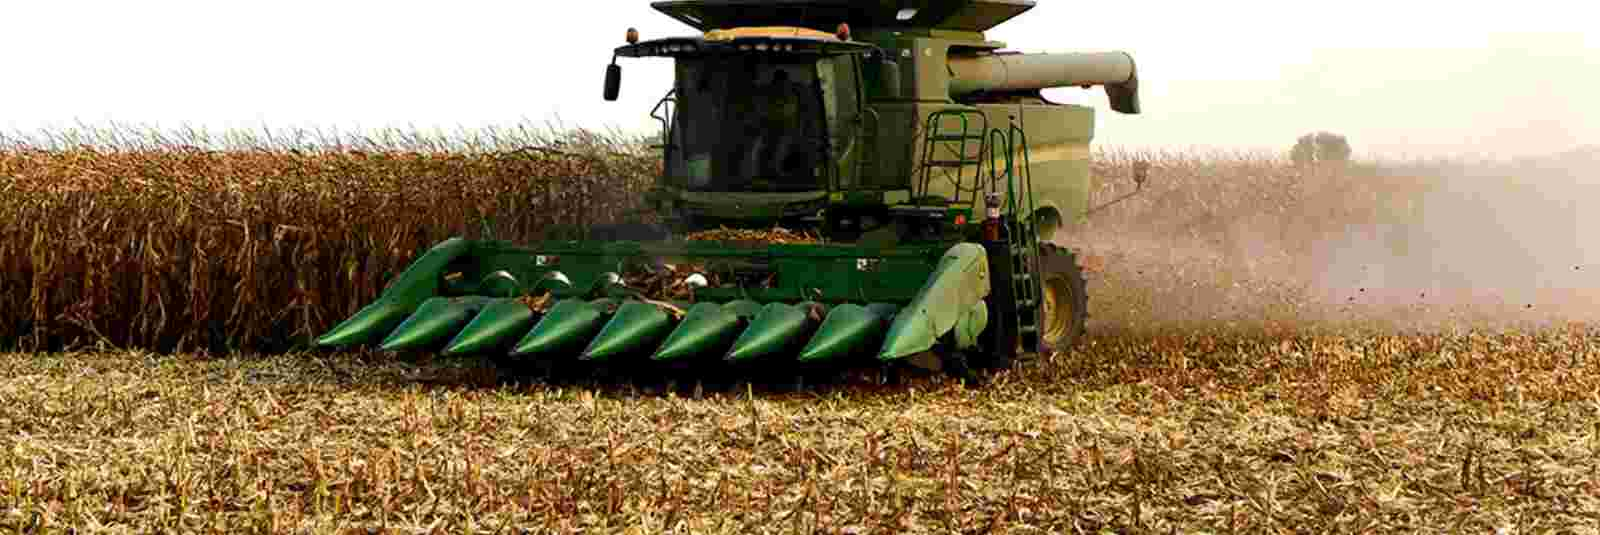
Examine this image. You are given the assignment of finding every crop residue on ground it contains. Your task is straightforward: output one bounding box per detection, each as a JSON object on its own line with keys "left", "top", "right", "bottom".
{"left": 2, "top": 320, "right": 1597, "bottom": 533}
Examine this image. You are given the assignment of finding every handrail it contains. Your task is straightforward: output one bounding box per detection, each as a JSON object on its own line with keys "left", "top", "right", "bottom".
{"left": 844, "top": 106, "right": 881, "bottom": 191}
{"left": 1011, "top": 117, "right": 1036, "bottom": 229}
{"left": 986, "top": 116, "right": 1041, "bottom": 274}
{"left": 649, "top": 89, "right": 677, "bottom": 151}
{"left": 1010, "top": 116, "right": 1042, "bottom": 280}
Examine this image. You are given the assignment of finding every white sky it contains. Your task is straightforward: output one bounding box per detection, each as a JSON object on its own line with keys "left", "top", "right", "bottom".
{"left": 3, "top": 0, "right": 1595, "bottom": 158}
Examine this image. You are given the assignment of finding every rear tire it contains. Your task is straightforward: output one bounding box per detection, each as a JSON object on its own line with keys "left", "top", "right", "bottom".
{"left": 1037, "top": 244, "right": 1088, "bottom": 355}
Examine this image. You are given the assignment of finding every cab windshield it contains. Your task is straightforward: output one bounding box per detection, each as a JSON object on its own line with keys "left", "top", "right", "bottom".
{"left": 666, "top": 54, "right": 830, "bottom": 193}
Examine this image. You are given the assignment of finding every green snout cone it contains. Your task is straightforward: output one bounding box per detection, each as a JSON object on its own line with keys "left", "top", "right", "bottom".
{"left": 511, "top": 298, "right": 616, "bottom": 357}
{"left": 877, "top": 306, "right": 939, "bottom": 361}
{"left": 442, "top": 298, "right": 538, "bottom": 356}
{"left": 652, "top": 300, "right": 762, "bottom": 362}
{"left": 316, "top": 299, "right": 416, "bottom": 348}
{"left": 379, "top": 296, "right": 494, "bottom": 352}
{"left": 726, "top": 302, "right": 823, "bottom": 363}
{"left": 581, "top": 301, "right": 677, "bottom": 362}
{"left": 799, "top": 303, "right": 898, "bottom": 363}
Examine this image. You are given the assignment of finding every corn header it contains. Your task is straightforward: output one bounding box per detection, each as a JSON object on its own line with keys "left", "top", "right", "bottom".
{"left": 317, "top": 0, "right": 1144, "bottom": 383}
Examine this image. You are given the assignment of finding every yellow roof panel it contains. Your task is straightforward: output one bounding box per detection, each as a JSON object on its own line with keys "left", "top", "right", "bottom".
{"left": 703, "top": 26, "right": 837, "bottom": 41}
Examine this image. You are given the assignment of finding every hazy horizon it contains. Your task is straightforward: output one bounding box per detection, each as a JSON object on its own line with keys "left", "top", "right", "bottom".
{"left": 3, "top": 1, "right": 1595, "bottom": 160}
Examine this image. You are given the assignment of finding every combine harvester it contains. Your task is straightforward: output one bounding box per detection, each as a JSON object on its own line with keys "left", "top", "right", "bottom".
{"left": 317, "top": 0, "right": 1145, "bottom": 383}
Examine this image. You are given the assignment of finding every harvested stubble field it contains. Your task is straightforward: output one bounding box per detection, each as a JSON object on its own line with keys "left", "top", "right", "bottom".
{"left": 2, "top": 129, "right": 1598, "bottom": 532}
{"left": 3, "top": 324, "right": 1598, "bottom": 533}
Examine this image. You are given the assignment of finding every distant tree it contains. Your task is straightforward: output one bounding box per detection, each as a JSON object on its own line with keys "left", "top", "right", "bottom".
{"left": 1291, "top": 132, "right": 1353, "bottom": 165}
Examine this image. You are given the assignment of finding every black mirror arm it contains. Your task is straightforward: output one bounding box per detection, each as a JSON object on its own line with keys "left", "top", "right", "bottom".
{"left": 868, "top": 46, "right": 902, "bottom": 98}
{"left": 1084, "top": 161, "right": 1152, "bottom": 218}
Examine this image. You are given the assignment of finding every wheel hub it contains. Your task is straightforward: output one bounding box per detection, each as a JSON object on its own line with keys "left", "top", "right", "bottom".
{"left": 1040, "top": 276, "right": 1074, "bottom": 348}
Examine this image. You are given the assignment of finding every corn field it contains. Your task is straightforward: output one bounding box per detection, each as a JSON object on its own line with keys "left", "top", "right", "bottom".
{"left": 0, "top": 127, "right": 657, "bottom": 353}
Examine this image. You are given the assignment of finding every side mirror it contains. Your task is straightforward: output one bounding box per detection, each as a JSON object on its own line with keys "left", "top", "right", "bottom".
{"left": 879, "top": 57, "right": 901, "bottom": 98}
{"left": 603, "top": 63, "right": 622, "bottom": 101}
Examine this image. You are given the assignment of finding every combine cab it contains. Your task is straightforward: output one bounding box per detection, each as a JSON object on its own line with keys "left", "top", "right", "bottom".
{"left": 317, "top": 0, "right": 1143, "bottom": 383}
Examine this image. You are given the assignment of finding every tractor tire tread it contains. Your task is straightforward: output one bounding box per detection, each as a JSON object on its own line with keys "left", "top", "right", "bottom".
{"left": 1037, "top": 243, "right": 1089, "bottom": 354}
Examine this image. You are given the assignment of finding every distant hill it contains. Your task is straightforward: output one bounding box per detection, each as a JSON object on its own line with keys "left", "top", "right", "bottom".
{"left": 1559, "top": 145, "right": 1599, "bottom": 161}
{"left": 1509, "top": 145, "right": 1598, "bottom": 168}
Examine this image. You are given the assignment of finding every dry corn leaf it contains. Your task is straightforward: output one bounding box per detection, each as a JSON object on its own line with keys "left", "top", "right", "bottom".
{"left": 519, "top": 292, "right": 554, "bottom": 313}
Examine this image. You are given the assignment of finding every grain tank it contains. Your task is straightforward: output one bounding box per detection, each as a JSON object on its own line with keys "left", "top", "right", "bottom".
{"left": 316, "top": 0, "right": 1144, "bottom": 384}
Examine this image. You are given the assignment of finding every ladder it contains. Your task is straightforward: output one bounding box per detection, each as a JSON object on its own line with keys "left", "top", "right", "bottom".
{"left": 987, "top": 118, "right": 1043, "bottom": 355}
{"left": 919, "top": 109, "right": 1042, "bottom": 357}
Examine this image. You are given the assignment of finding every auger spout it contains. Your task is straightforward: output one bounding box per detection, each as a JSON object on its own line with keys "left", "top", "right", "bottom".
{"left": 949, "top": 51, "right": 1141, "bottom": 114}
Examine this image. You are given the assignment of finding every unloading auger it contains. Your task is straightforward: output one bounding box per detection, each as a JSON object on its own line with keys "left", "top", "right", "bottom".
{"left": 317, "top": 0, "right": 1144, "bottom": 382}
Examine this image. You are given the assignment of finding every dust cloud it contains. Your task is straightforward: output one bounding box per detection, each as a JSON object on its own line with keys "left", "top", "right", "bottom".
{"left": 1310, "top": 151, "right": 1598, "bottom": 310}
{"left": 1065, "top": 147, "right": 1600, "bottom": 334}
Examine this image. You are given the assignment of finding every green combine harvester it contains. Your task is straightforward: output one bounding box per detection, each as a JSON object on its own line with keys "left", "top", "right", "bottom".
{"left": 317, "top": 0, "right": 1144, "bottom": 383}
